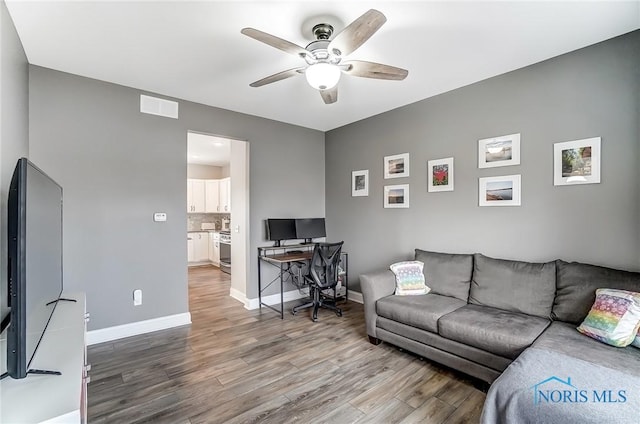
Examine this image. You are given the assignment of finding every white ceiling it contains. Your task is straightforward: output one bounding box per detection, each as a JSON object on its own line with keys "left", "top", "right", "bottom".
{"left": 6, "top": 1, "right": 639, "bottom": 132}
{"left": 187, "top": 132, "right": 231, "bottom": 166}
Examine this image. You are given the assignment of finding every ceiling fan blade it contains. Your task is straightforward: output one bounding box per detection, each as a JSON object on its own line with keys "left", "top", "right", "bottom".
{"left": 320, "top": 86, "right": 338, "bottom": 104}
{"left": 241, "top": 28, "right": 309, "bottom": 57}
{"left": 343, "top": 60, "right": 408, "bottom": 80}
{"left": 249, "top": 67, "right": 305, "bottom": 87}
{"left": 328, "top": 9, "right": 386, "bottom": 57}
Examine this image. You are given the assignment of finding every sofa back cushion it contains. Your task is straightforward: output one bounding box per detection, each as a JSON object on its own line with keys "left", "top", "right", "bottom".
{"left": 553, "top": 260, "right": 640, "bottom": 324}
{"left": 414, "top": 250, "right": 473, "bottom": 301}
{"left": 469, "top": 254, "right": 556, "bottom": 319}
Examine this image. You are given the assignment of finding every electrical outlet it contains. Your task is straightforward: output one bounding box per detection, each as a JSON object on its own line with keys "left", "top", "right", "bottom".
{"left": 133, "top": 289, "right": 143, "bottom": 306}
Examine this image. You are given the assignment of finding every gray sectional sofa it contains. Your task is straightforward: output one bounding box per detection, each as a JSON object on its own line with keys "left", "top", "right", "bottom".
{"left": 360, "top": 250, "right": 640, "bottom": 386}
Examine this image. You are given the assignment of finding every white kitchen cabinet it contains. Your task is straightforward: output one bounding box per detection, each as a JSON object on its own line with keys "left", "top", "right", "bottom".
{"left": 187, "top": 236, "right": 195, "bottom": 262}
{"left": 209, "top": 232, "right": 220, "bottom": 266}
{"left": 219, "top": 177, "right": 231, "bottom": 213}
{"left": 191, "top": 232, "right": 210, "bottom": 262}
{"left": 205, "top": 180, "right": 220, "bottom": 213}
{"left": 187, "top": 179, "right": 205, "bottom": 213}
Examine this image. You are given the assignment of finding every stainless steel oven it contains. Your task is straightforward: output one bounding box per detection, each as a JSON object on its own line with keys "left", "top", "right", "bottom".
{"left": 219, "top": 231, "right": 231, "bottom": 274}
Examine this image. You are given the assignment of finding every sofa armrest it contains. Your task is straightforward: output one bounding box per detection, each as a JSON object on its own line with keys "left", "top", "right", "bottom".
{"left": 360, "top": 269, "right": 396, "bottom": 339}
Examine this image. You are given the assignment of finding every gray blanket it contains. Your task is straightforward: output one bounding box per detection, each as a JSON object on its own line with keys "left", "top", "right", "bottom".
{"left": 481, "top": 347, "right": 640, "bottom": 424}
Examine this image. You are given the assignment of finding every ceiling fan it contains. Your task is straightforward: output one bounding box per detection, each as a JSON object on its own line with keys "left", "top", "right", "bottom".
{"left": 241, "top": 9, "right": 408, "bottom": 104}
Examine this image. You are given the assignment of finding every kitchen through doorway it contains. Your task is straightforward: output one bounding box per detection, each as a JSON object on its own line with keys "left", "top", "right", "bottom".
{"left": 186, "top": 131, "right": 249, "bottom": 307}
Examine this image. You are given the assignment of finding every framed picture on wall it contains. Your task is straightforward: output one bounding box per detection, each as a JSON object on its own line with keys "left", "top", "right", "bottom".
{"left": 384, "top": 153, "right": 410, "bottom": 179}
{"left": 351, "top": 170, "right": 369, "bottom": 197}
{"left": 384, "top": 184, "right": 410, "bottom": 208}
{"left": 478, "top": 133, "right": 521, "bottom": 168}
{"left": 553, "top": 137, "right": 601, "bottom": 186}
{"left": 428, "top": 157, "right": 454, "bottom": 192}
{"left": 479, "top": 175, "right": 521, "bottom": 207}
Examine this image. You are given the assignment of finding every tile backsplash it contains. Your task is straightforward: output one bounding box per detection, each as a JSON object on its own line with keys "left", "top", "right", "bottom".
{"left": 188, "top": 213, "right": 230, "bottom": 231}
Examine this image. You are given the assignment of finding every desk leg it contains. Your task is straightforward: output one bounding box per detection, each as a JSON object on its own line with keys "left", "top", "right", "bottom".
{"left": 280, "top": 263, "right": 284, "bottom": 319}
{"left": 345, "top": 252, "right": 349, "bottom": 304}
{"left": 258, "top": 255, "right": 262, "bottom": 311}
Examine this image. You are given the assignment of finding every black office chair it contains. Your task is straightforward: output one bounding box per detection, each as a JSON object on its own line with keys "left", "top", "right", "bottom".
{"left": 292, "top": 241, "right": 344, "bottom": 322}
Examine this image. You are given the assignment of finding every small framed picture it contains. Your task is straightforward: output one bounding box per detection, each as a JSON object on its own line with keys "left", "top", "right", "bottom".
{"left": 554, "top": 137, "right": 601, "bottom": 186}
{"left": 351, "top": 170, "right": 369, "bottom": 197}
{"left": 478, "top": 133, "right": 521, "bottom": 168}
{"left": 384, "top": 184, "right": 410, "bottom": 208}
{"left": 384, "top": 153, "right": 410, "bottom": 179}
{"left": 479, "top": 175, "right": 521, "bottom": 207}
{"left": 428, "top": 157, "right": 454, "bottom": 192}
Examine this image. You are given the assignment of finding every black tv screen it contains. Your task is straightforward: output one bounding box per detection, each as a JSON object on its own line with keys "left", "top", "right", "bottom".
{"left": 3, "top": 158, "right": 63, "bottom": 379}
{"left": 295, "top": 218, "right": 326, "bottom": 242}
{"left": 266, "top": 219, "right": 296, "bottom": 246}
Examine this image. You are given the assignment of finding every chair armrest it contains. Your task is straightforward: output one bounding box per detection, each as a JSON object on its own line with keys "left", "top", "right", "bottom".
{"left": 360, "top": 269, "right": 396, "bottom": 339}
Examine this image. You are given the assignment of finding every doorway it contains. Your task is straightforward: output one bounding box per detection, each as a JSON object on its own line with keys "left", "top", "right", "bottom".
{"left": 186, "top": 131, "right": 249, "bottom": 304}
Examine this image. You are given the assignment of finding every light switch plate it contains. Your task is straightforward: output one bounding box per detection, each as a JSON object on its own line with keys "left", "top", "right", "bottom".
{"left": 154, "top": 212, "right": 167, "bottom": 222}
{"left": 133, "top": 289, "right": 143, "bottom": 306}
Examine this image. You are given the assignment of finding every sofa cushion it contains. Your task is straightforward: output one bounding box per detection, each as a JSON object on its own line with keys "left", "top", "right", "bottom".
{"left": 533, "top": 321, "right": 640, "bottom": 378}
{"left": 553, "top": 260, "right": 640, "bottom": 324}
{"left": 438, "top": 304, "right": 550, "bottom": 359}
{"left": 469, "top": 254, "right": 556, "bottom": 319}
{"left": 414, "top": 249, "right": 473, "bottom": 301}
{"left": 376, "top": 293, "right": 466, "bottom": 333}
{"left": 376, "top": 317, "right": 513, "bottom": 372}
{"left": 577, "top": 289, "right": 640, "bottom": 347}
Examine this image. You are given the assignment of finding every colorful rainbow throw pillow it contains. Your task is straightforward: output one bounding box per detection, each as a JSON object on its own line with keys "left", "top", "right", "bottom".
{"left": 390, "top": 261, "right": 430, "bottom": 296}
{"left": 577, "top": 288, "right": 640, "bottom": 347}
{"left": 632, "top": 328, "right": 640, "bottom": 348}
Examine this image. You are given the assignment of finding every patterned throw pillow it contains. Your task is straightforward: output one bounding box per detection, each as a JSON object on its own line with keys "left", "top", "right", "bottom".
{"left": 577, "top": 288, "right": 640, "bottom": 347}
{"left": 390, "top": 261, "right": 430, "bottom": 296}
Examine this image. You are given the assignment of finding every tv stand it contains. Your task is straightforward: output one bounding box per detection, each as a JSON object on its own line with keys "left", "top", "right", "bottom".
{"left": 45, "top": 297, "right": 77, "bottom": 307}
{"left": 27, "top": 368, "right": 62, "bottom": 376}
{"left": 1, "top": 292, "right": 88, "bottom": 423}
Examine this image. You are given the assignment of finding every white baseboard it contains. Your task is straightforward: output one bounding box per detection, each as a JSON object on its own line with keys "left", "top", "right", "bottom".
{"left": 244, "top": 288, "right": 310, "bottom": 310}
{"left": 235, "top": 288, "right": 363, "bottom": 309}
{"left": 87, "top": 312, "right": 192, "bottom": 345}
{"left": 229, "top": 287, "right": 249, "bottom": 308}
{"left": 348, "top": 291, "right": 363, "bottom": 304}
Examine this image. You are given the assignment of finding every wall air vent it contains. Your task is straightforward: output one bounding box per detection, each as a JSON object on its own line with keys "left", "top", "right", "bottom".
{"left": 140, "top": 95, "right": 179, "bottom": 119}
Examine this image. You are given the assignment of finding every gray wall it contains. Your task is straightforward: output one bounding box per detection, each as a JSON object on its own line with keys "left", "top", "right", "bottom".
{"left": 0, "top": 1, "right": 29, "bottom": 322}
{"left": 29, "top": 66, "right": 324, "bottom": 330}
{"left": 326, "top": 31, "right": 640, "bottom": 292}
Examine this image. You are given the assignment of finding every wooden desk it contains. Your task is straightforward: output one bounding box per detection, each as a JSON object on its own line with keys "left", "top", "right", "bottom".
{"left": 261, "top": 251, "right": 313, "bottom": 263}
{"left": 257, "top": 244, "right": 348, "bottom": 319}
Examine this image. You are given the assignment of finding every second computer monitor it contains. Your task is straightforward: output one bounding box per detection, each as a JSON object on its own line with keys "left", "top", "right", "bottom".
{"left": 295, "top": 218, "right": 326, "bottom": 244}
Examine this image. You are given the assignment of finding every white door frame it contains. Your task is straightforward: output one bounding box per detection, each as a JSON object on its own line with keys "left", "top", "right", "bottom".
{"left": 186, "top": 131, "right": 249, "bottom": 303}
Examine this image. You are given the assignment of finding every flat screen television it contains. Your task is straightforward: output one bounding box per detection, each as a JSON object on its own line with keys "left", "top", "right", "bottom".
{"left": 295, "top": 218, "right": 326, "bottom": 244}
{"left": 1, "top": 158, "right": 63, "bottom": 379}
{"left": 266, "top": 219, "right": 296, "bottom": 247}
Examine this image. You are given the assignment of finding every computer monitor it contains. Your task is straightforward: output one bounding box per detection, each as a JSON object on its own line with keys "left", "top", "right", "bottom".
{"left": 266, "top": 219, "right": 296, "bottom": 247}
{"left": 295, "top": 218, "right": 326, "bottom": 244}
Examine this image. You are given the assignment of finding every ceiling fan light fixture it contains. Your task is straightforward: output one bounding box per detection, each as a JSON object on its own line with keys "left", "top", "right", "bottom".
{"left": 305, "top": 63, "right": 341, "bottom": 90}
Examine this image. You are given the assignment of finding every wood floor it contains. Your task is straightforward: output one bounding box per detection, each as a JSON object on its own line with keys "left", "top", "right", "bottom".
{"left": 87, "top": 266, "right": 486, "bottom": 423}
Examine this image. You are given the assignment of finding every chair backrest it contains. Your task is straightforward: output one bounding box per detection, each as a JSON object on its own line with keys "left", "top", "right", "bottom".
{"left": 309, "top": 241, "right": 344, "bottom": 289}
